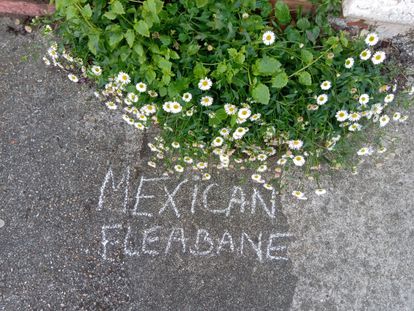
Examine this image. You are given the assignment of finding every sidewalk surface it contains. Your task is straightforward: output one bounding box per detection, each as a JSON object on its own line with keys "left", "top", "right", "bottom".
{"left": 0, "top": 17, "right": 413, "bottom": 310}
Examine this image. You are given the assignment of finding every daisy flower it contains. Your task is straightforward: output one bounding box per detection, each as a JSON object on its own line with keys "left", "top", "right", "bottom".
{"left": 202, "top": 173, "right": 211, "bottom": 181}
{"left": 142, "top": 104, "right": 156, "bottom": 115}
{"left": 171, "top": 142, "right": 180, "bottom": 148}
{"left": 257, "top": 154, "right": 267, "bottom": 161}
{"left": 127, "top": 92, "right": 139, "bottom": 103}
{"left": 47, "top": 47, "right": 58, "bottom": 59}
{"left": 263, "top": 184, "right": 274, "bottom": 190}
{"left": 117, "top": 72, "right": 130, "bottom": 84}
{"left": 232, "top": 127, "right": 248, "bottom": 140}
{"left": 147, "top": 161, "right": 156, "bottom": 168}
{"left": 198, "top": 77, "right": 213, "bottom": 91}
{"left": 371, "top": 51, "right": 386, "bottom": 65}
{"left": 277, "top": 158, "right": 287, "bottom": 165}
{"left": 358, "top": 94, "right": 370, "bottom": 105}
{"left": 400, "top": 115, "right": 409, "bottom": 122}
{"left": 91, "top": 65, "right": 102, "bottom": 76}
{"left": 257, "top": 165, "right": 268, "bottom": 172}
{"left": 359, "top": 49, "right": 371, "bottom": 61}
{"left": 371, "top": 103, "right": 383, "bottom": 115}
{"left": 105, "top": 101, "right": 117, "bottom": 110}
{"left": 212, "top": 137, "right": 224, "bottom": 147}
{"left": 183, "top": 156, "right": 193, "bottom": 164}
{"left": 315, "top": 188, "right": 327, "bottom": 196}
{"left": 393, "top": 112, "right": 401, "bottom": 121}
{"left": 262, "top": 30, "right": 275, "bottom": 45}
{"left": 379, "top": 115, "right": 390, "bottom": 127}
{"left": 357, "top": 147, "right": 370, "bottom": 156}
{"left": 174, "top": 165, "right": 184, "bottom": 173}
{"left": 344, "top": 57, "right": 354, "bottom": 69}
{"left": 148, "top": 90, "right": 158, "bottom": 97}
{"left": 134, "top": 122, "right": 145, "bottom": 130}
{"left": 288, "top": 139, "right": 303, "bottom": 150}
{"left": 348, "top": 123, "right": 362, "bottom": 132}
{"left": 200, "top": 96, "right": 213, "bottom": 107}
{"left": 377, "top": 147, "right": 387, "bottom": 154}
{"left": 348, "top": 112, "right": 361, "bottom": 122}
{"left": 365, "top": 33, "right": 379, "bottom": 46}
{"left": 163, "top": 101, "right": 172, "bottom": 113}
{"left": 238, "top": 107, "right": 251, "bottom": 119}
{"left": 307, "top": 104, "right": 319, "bottom": 111}
{"left": 292, "top": 191, "right": 307, "bottom": 200}
{"left": 196, "top": 162, "right": 208, "bottom": 169}
{"left": 182, "top": 92, "right": 192, "bottom": 102}
{"left": 250, "top": 113, "right": 261, "bottom": 121}
{"left": 170, "top": 102, "right": 182, "bottom": 114}
{"left": 336, "top": 110, "right": 348, "bottom": 122}
{"left": 384, "top": 94, "right": 395, "bottom": 103}
{"left": 68, "top": 74, "right": 78, "bottom": 83}
{"left": 224, "top": 103, "right": 237, "bottom": 115}
{"left": 320, "top": 80, "right": 332, "bottom": 90}
{"left": 219, "top": 128, "right": 230, "bottom": 137}
{"left": 292, "top": 155, "right": 305, "bottom": 166}
{"left": 251, "top": 174, "right": 265, "bottom": 183}
{"left": 42, "top": 57, "right": 51, "bottom": 66}
{"left": 136, "top": 82, "right": 147, "bottom": 93}
{"left": 317, "top": 94, "right": 328, "bottom": 105}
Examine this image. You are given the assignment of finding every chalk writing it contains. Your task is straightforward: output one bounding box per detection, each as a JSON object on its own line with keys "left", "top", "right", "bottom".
{"left": 97, "top": 166, "right": 293, "bottom": 263}
{"left": 101, "top": 225, "right": 292, "bottom": 262}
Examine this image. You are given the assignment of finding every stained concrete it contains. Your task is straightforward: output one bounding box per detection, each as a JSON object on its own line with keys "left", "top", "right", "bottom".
{"left": 0, "top": 16, "right": 413, "bottom": 311}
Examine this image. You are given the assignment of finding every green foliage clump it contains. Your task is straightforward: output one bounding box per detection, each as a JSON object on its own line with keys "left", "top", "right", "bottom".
{"left": 45, "top": 0, "right": 408, "bottom": 190}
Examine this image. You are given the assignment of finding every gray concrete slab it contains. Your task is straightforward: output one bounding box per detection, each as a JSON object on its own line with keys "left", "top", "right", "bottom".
{"left": 0, "top": 17, "right": 413, "bottom": 311}
{"left": 0, "top": 18, "right": 296, "bottom": 310}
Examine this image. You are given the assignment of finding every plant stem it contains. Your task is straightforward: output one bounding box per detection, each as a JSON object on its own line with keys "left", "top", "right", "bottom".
{"left": 289, "top": 45, "right": 336, "bottom": 78}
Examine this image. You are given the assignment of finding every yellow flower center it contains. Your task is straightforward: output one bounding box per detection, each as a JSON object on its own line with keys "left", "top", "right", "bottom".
{"left": 266, "top": 35, "right": 272, "bottom": 41}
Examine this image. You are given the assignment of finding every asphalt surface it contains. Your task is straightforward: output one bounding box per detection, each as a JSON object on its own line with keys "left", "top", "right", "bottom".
{"left": 0, "top": 17, "right": 413, "bottom": 311}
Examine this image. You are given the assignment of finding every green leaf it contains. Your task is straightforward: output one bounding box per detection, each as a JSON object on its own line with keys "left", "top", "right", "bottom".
{"left": 108, "top": 31, "right": 124, "bottom": 48}
{"left": 81, "top": 4, "right": 92, "bottom": 18}
{"left": 134, "top": 20, "right": 150, "bottom": 37}
{"left": 298, "top": 71, "right": 312, "bottom": 86}
{"left": 271, "top": 72, "right": 288, "bottom": 89}
{"left": 186, "top": 44, "right": 200, "bottom": 56}
{"left": 216, "top": 62, "right": 227, "bottom": 74}
{"left": 275, "top": 1, "right": 291, "bottom": 25}
{"left": 111, "top": 0, "right": 125, "bottom": 15}
{"left": 159, "top": 35, "right": 171, "bottom": 46}
{"left": 340, "top": 32, "right": 349, "bottom": 47}
{"left": 125, "top": 29, "right": 135, "bottom": 48}
{"left": 66, "top": 6, "right": 78, "bottom": 19}
{"left": 215, "top": 108, "right": 228, "bottom": 121}
{"left": 133, "top": 43, "right": 144, "bottom": 57}
{"left": 193, "top": 63, "right": 208, "bottom": 79}
{"left": 87, "top": 34, "right": 99, "bottom": 55}
{"left": 103, "top": 11, "right": 118, "bottom": 20}
{"left": 227, "top": 48, "right": 245, "bottom": 65}
{"left": 196, "top": 0, "right": 208, "bottom": 8}
{"left": 301, "top": 50, "right": 313, "bottom": 64}
{"left": 230, "top": 114, "right": 237, "bottom": 127}
{"left": 296, "top": 18, "right": 310, "bottom": 30}
{"left": 157, "top": 57, "right": 172, "bottom": 73}
{"left": 252, "top": 83, "right": 270, "bottom": 105}
{"left": 145, "top": 68, "right": 156, "bottom": 83}
{"left": 254, "top": 57, "right": 281, "bottom": 76}
{"left": 306, "top": 27, "right": 320, "bottom": 44}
